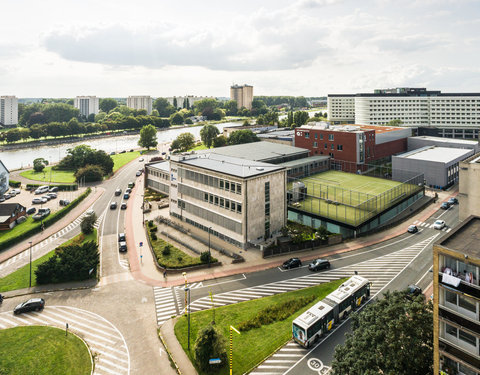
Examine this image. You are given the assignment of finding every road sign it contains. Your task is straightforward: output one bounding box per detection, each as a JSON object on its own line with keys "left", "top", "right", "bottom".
{"left": 139, "top": 242, "right": 143, "bottom": 247}
{"left": 209, "top": 358, "right": 221, "bottom": 364}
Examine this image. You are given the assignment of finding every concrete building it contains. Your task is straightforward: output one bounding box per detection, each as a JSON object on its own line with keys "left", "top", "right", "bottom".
{"left": 167, "top": 96, "right": 213, "bottom": 109}
{"left": 0, "top": 160, "right": 9, "bottom": 195}
{"left": 392, "top": 146, "right": 474, "bottom": 189}
{"left": 230, "top": 84, "right": 254, "bottom": 110}
{"left": 408, "top": 136, "right": 479, "bottom": 153}
{"left": 328, "top": 88, "right": 480, "bottom": 137}
{"left": 145, "top": 161, "right": 170, "bottom": 195}
{"left": 222, "top": 124, "right": 277, "bottom": 138}
{"left": 458, "top": 153, "right": 480, "bottom": 221}
{"left": 127, "top": 96, "right": 152, "bottom": 115}
{"left": 74, "top": 96, "right": 99, "bottom": 118}
{"left": 295, "top": 123, "right": 411, "bottom": 172}
{"left": 0, "top": 96, "right": 18, "bottom": 126}
{"left": 257, "top": 129, "right": 295, "bottom": 146}
{"left": 169, "top": 152, "right": 287, "bottom": 248}
{"left": 433, "top": 216, "right": 480, "bottom": 375}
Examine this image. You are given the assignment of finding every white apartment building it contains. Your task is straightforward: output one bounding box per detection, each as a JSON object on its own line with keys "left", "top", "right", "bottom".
{"left": 127, "top": 96, "right": 152, "bottom": 115}
{"left": 328, "top": 88, "right": 480, "bottom": 138}
{"left": 167, "top": 96, "right": 213, "bottom": 109}
{"left": 0, "top": 96, "right": 18, "bottom": 126}
{"left": 74, "top": 96, "right": 99, "bottom": 118}
{"left": 230, "top": 84, "right": 254, "bottom": 110}
{"left": 169, "top": 152, "right": 286, "bottom": 249}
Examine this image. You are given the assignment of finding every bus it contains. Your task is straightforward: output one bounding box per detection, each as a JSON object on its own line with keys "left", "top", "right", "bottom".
{"left": 292, "top": 275, "right": 371, "bottom": 348}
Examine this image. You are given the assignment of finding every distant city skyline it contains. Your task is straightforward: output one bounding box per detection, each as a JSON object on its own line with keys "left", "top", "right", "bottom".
{"left": 1, "top": 0, "right": 479, "bottom": 97}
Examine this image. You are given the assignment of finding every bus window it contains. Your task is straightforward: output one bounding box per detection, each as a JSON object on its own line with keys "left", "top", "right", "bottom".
{"left": 293, "top": 323, "right": 306, "bottom": 343}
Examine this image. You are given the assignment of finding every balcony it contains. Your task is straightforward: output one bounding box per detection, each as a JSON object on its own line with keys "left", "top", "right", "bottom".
{"left": 439, "top": 273, "right": 480, "bottom": 300}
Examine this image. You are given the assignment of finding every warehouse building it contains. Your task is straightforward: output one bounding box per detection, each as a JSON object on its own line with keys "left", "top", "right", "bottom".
{"left": 408, "top": 136, "right": 479, "bottom": 153}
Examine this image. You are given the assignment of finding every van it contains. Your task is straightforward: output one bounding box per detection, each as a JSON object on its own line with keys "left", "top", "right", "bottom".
{"left": 34, "top": 186, "right": 49, "bottom": 195}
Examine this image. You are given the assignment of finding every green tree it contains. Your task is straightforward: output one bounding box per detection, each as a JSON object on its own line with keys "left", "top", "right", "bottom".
{"left": 19, "top": 103, "right": 43, "bottom": 126}
{"left": 194, "top": 324, "right": 227, "bottom": 372}
{"left": 194, "top": 98, "right": 219, "bottom": 114}
{"left": 224, "top": 100, "right": 238, "bottom": 116}
{"left": 171, "top": 132, "right": 195, "bottom": 152}
{"left": 331, "top": 291, "right": 433, "bottom": 375}
{"left": 287, "top": 111, "right": 294, "bottom": 127}
{"left": 29, "top": 111, "right": 47, "bottom": 125}
{"left": 173, "top": 97, "right": 178, "bottom": 108}
{"left": 200, "top": 124, "right": 220, "bottom": 148}
{"left": 99, "top": 98, "right": 118, "bottom": 113}
{"left": 228, "top": 129, "right": 260, "bottom": 145}
{"left": 256, "top": 115, "right": 265, "bottom": 125}
{"left": 42, "top": 103, "right": 79, "bottom": 123}
{"left": 33, "top": 158, "right": 49, "bottom": 173}
{"left": 264, "top": 111, "right": 279, "bottom": 125}
{"left": 169, "top": 112, "right": 184, "bottom": 125}
{"left": 30, "top": 124, "right": 47, "bottom": 139}
{"left": 153, "top": 98, "right": 176, "bottom": 117}
{"left": 5, "top": 129, "right": 21, "bottom": 143}
{"left": 138, "top": 124, "right": 158, "bottom": 150}
{"left": 81, "top": 214, "right": 97, "bottom": 235}
{"left": 212, "top": 135, "right": 228, "bottom": 148}
{"left": 151, "top": 109, "right": 160, "bottom": 117}
{"left": 386, "top": 119, "right": 403, "bottom": 127}
{"left": 75, "top": 165, "right": 104, "bottom": 182}
{"left": 67, "top": 118, "right": 82, "bottom": 135}
{"left": 293, "top": 111, "right": 309, "bottom": 126}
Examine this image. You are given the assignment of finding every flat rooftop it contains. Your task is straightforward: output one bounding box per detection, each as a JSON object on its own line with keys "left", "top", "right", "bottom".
{"left": 258, "top": 130, "right": 294, "bottom": 139}
{"left": 175, "top": 153, "right": 285, "bottom": 178}
{"left": 202, "top": 141, "right": 309, "bottom": 162}
{"left": 411, "top": 136, "right": 479, "bottom": 145}
{"left": 148, "top": 161, "right": 170, "bottom": 172}
{"left": 280, "top": 155, "right": 329, "bottom": 168}
{"left": 298, "top": 123, "right": 404, "bottom": 134}
{"left": 438, "top": 216, "right": 480, "bottom": 259}
{"left": 397, "top": 146, "right": 473, "bottom": 163}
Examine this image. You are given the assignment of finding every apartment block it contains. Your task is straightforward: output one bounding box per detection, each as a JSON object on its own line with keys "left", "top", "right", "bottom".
{"left": 169, "top": 152, "right": 286, "bottom": 248}
{"left": 230, "top": 84, "right": 253, "bottom": 110}
{"left": 458, "top": 153, "right": 480, "bottom": 221}
{"left": 167, "top": 95, "right": 213, "bottom": 109}
{"left": 0, "top": 96, "right": 18, "bottom": 126}
{"left": 434, "top": 216, "right": 480, "bottom": 375}
{"left": 74, "top": 96, "right": 99, "bottom": 118}
{"left": 127, "top": 96, "right": 152, "bottom": 115}
{"left": 145, "top": 161, "right": 170, "bottom": 195}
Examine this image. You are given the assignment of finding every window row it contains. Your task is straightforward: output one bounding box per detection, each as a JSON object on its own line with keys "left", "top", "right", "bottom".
{"left": 178, "top": 168, "right": 242, "bottom": 194}
{"left": 178, "top": 183, "right": 242, "bottom": 213}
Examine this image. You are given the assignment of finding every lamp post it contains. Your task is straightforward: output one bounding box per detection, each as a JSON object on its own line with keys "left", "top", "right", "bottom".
{"left": 141, "top": 194, "right": 145, "bottom": 226}
{"left": 182, "top": 272, "right": 191, "bottom": 351}
{"left": 28, "top": 241, "right": 33, "bottom": 288}
{"left": 208, "top": 226, "right": 212, "bottom": 267}
{"left": 229, "top": 325, "right": 241, "bottom": 375}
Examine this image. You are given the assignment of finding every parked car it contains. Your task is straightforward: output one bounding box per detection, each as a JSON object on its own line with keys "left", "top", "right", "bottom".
{"left": 85, "top": 209, "right": 95, "bottom": 217}
{"left": 282, "top": 258, "right": 302, "bottom": 269}
{"left": 32, "top": 197, "right": 45, "bottom": 204}
{"left": 447, "top": 197, "right": 458, "bottom": 205}
{"left": 26, "top": 207, "right": 36, "bottom": 215}
{"left": 115, "top": 188, "right": 122, "bottom": 196}
{"left": 136, "top": 170, "right": 142, "bottom": 177}
{"left": 11, "top": 188, "right": 21, "bottom": 195}
{"left": 34, "top": 186, "right": 49, "bottom": 195}
{"left": 48, "top": 187, "right": 59, "bottom": 193}
{"left": 308, "top": 259, "right": 330, "bottom": 272}
{"left": 110, "top": 202, "right": 118, "bottom": 210}
{"left": 14, "top": 298, "right": 45, "bottom": 314}
{"left": 123, "top": 193, "right": 130, "bottom": 200}
{"left": 46, "top": 192, "right": 57, "bottom": 199}
{"left": 440, "top": 202, "right": 451, "bottom": 210}
{"left": 59, "top": 199, "right": 70, "bottom": 206}
{"left": 433, "top": 219, "right": 446, "bottom": 230}
{"left": 406, "top": 284, "right": 422, "bottom": 297}
{"left": 119, "top": 241, "right": 127, "bottom": 252}
{"left": 118, "top": 233, "right": 126, "bottom": 242}
{"left": 3, "top": 193, "right": 11, "bottom": 199}
{"left": 161, "top": 152, "right": 167, "bottom": 155}
{"left": 139, "top": 158, "right": 144, "bottom": 162}
{"left": 125, "top": 188, "right": 132, "bottom": 194}
{"left": 110, "top": 151, "right": 116, "bottom": 155}
{"left": 16, "top": 216, "right": 27, "bottom": 224}
{"left": 42, "top": 195, "right": 52, "bottom": 201}
{"left": 121, "top": 202, "right": 127, "bottom": 210}
{"left": 9, "top": 190, "right": 17, "bottom": 197}
{"left": 127, "top": 181, "right": 135, "bottom": 188}
{"left": 33, "top": 208, "right": 50, "bottom": 221}
{"left": 407, "top": 225, "right": 418, "bottom": 234}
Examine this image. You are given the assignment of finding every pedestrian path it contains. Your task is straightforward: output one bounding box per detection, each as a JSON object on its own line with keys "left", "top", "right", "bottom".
{"left": 0, "top": 306, "right": 130, "bottom": 375}
{"left": 413, "top": 219, "right": 452, "bottom": 232}
{"left": 153, "top": 287, "right": 178, "bottom": 326}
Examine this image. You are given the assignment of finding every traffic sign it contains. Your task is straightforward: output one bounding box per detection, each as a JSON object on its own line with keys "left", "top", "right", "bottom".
{"left": 139, "top": 241, "right": 143, "bottom": 247}
{"left": 209, "top": 358, "right": 221, "bottom": 364}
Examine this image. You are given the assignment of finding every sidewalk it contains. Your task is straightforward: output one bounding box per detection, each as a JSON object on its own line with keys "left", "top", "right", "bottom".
{"left": 160, "top": 318, "right": 197, "bottom": 375}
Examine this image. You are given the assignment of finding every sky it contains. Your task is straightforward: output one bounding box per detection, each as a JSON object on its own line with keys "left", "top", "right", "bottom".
{"left": 1, "top": 0, "right": 480, "bottom": 98}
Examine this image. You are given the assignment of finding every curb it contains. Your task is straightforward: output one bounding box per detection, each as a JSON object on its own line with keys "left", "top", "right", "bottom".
{"left": 1, "top": 284, "right": 97, "bottom": 299}
{"left": 158, "top": 327, "right": 183, "bottom": 375}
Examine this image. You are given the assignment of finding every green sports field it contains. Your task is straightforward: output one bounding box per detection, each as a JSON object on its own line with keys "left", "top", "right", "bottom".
{"left": 289, "top": 170, "right": 421, "bottom": 225}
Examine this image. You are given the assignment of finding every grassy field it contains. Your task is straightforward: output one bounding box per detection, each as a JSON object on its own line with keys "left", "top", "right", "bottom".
{"left": 20, "top": 166, "right": 76, "bottom": 183}
{"left": 112, "top": 150, "right": 142, "bottom": 172}
{"left": 289, "top": 170, "right": 419, "bottom": 225}
{"left": 0, "top": 216, "right": 38, "bottom": 245}
{"left": 190, "top": 143, "right": 209, "bottom": 151}
{"left": 0, "top": 230, "right": 97, "bottom": 293}
{"left": 174, "top": 279, "right": 346, "bottom": 375}
{"left": 0, "top": 326, "right": 91, "bottom": 375}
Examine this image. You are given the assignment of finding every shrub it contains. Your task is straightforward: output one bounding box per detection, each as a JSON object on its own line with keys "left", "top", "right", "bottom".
{"left": 81, "top": 214, "right": 96, "bottom": 234}
{"left": 151, "top": 233, "right": 157, "bottom": 241}
{"left": 194, "top": 324, "right": 227, "bottom": 372}
{"left": 8, "top": 180, "right": 21, "bottom": 188}
{"left": 148, "top": 220, "right": 154, "bottom": 227}
{"left": 177, "top": 255, "right": 183, "bottom": 262}
{"left": 162, "top": 244, "right": 171, "bottom": 256}
{"left": 200, "top": 252, "right": 213, "bottom": 263}
{"left": 75, "top": 165, "right": 104, "bottom": 182}
{"left": 149, "top": 226, "right": 158, "bottom": 233}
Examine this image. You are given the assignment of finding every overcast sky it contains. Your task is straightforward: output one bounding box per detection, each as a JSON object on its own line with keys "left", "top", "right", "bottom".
{"left": 1, "top": 0, "right": 479, "bottom": 97}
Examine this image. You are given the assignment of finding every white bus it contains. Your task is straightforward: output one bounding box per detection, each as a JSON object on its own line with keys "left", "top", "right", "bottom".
{"left": 292, "top": 275, "right": 371, "bottom": 348}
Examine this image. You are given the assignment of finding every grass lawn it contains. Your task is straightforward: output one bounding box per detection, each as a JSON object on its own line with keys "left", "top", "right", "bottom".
{"left": 174, "top": 278, "right": 346, "bottom": 375}
{"left": 0, "top": 230, "right": 97, "bottom": 293}
{"left": 20, "top": 166, "right": 76, "bottom": 183}
{"left": 0, "top": 216, "right": 38, "bottom": 245}
{"left": 190, "top": 143, "right": 209, "bottom": 151}
{"left": 0, "top": 326, "right": 91, "bottom": 375}
{"left": 112, "top": 150, "right": 142, "bottom": 172}
{"left": 289, "top": 170, "right": 421, "bottom": 225}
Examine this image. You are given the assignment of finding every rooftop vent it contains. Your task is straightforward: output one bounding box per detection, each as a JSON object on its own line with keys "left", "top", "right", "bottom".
{"left": 256, "top": 167, "right": 264, "bottom": 171}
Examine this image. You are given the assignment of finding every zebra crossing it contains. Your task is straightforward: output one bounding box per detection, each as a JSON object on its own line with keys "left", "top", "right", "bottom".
{"left": 119, "top": 259, "right": 130, "bottom": 270}
{"left": 153, "top": 287, "right": 178, "bottom": 326}
{"left": 413, "top": 219, "right": 452, "bottom": 232}
{"left": 0, "top": 306, "right": 130, "bottom": 375}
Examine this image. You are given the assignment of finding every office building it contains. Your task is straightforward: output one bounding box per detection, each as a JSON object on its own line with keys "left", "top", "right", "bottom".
{"left": 0, "top": 96, "right": 18, "bottom": 126}
{"left": 169, "top": 152, "right": 287, "bottom": 248}
{"left": 328, "top": 88, "right": 480, "bottom": 137}
{"left": 145, "top": 161, "right": 170, "bottom": 195}
{"left": 127, "top": 96, "right": 152, "bottom": 115}
{"left": 74, "top": 96, "right": 99, "bottom": 118}
{"left": 458, "top": 153, "right": 480, "bottom": 221}
{"left": 230, "top": 84, "right": 253, "bottom": 110}
{"left": 392, "top": 146, "right": 474, "bottom": 189}
{"left": 408, "top": 136, "right": 479, "bottom": 153}
{"left": 434, "top": 216, "right": 480, "bottom": 375}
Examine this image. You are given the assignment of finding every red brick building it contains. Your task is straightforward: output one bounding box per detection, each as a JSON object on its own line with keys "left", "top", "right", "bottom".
{"left": 295, "top": 123, "right": 411, "bottom": 172}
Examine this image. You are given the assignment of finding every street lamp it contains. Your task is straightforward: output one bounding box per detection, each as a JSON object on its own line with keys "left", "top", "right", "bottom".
{"left": 28, "top": 241, "right": 33, "bottom": 288}
{"left": 182, "top": 272, "right": 191, "bottom": 350}
{"left": 229, "top": 325, "right": 241, "bottom": 375}
{"left": 208, "top": 226, "right": 212, "bottom": 268}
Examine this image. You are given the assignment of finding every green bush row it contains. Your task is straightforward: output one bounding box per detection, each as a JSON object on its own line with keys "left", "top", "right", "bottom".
{"left": 237, "top": 295, "right": 315, "bottom": 332}
{"left": 26, "top": 183, "right": 78, "bottom": 191}
{"left": 0, "top": 188, "right": 91, "bottom": 251}
{"left": 8, "top": 180, "right": 21, "bottom": 188}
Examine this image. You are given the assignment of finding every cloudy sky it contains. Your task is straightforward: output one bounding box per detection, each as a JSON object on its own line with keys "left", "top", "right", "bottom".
{"left": 1, "top": 0, "right": 479, "bottom": 97}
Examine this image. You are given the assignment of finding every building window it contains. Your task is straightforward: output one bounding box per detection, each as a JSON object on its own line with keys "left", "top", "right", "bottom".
{"left": 324, "top": 143, "right": 327, "bottom": 149}
{"left": 214, "top": 196, "right": 219, "bottom": 205}
{"left": 313, "top": 142, "right": 318, "bottom": 148}
{"left": 265, "top": 182, "right": 270, "bottom": 202}
{"left": 328, "top": 134, "right": 334, "bottom": 141}
{"left": 225, "top": 200, "right": 230, "bottom": 209}
{"left": 314, "top": 133, "right": 318, "bottom": 139}
{"left": 237, "top": 184, "right": 241, "bottom": 194}
{"left": 231, "top": 202, "right": 236, "bottom": 211}
{"left": 320, "top": 134, "right": 323, "bottom": 140}
{"left": 331, "top": 144, "right": 334, "bottom": 150}
{"left": 337, "top": 144, "right": 343, "bottom": 151}
{"left": 459, "top": 329, "right": 477, "bottom": 347}
{"left": 204, "top": 193, "right": 208, "bottom": 202}
{"left": 265, "top": 202, "right": 270, "bottom": 216}
{"left": 220, "top": 180, "right": 224, "bottom": 189}
{"left": 305, "top": 132, "right": 310, "bottom": 139}
{"left": 209, "top": 195, "right": 213, "bottom": 204}
{"left": 220, "top": 198, "right": 224, "bottom": 208}
{"left": 225, "top": 181, "right": 230, "bottom": 191}
{"left": 237, "top": 204, "right": 242, "bottom": 213}
{"left": 445, "top": 324, "right": 457, "bottom": 337}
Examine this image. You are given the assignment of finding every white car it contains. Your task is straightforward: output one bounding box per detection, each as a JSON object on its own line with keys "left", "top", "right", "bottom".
{"left": 433, "top": 220, "right": 446, "bottom": 230}
{"left": 32, "top": 197, "right": 46, "bottom": 204}
{"left": 139, "top": 158, "right": 144, "bottom": 162}
{"left": 46, "top": 192, "right": 57, "bottom": 199}
{"left": 11, "top": 189, "right": 21, "bottom": 195}
{"left": 9, "top": 190, "right": 17, "bottom": 197}
{"left": 136, "top": 170, "right": 142, "bottom": 176}
{"left": 34, "top": 186, "right": 49, "bottom": 195}
{"left": 85, "top": 209, "right": 95, "bottom": 217}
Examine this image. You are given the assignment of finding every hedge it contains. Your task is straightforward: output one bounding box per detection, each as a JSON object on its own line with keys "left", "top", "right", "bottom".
{"left": 8, "top": 180, "right": 21, "bottom": 188}
{"left": 0, "top": 188, "right": 91, "bottom": 251}
{"left": 26, "top": 183, "right": 78, "bottom": 191}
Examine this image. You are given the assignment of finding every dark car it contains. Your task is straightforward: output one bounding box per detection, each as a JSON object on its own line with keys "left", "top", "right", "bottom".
{"left": 441, "top": 202, "right": 451, "bottom": 210}
{"left": 121, "top": 202, "right": 127, "bottom": 210}
{"left": 407, "top": 225, "right": 418, "bottom": 234}
{"left": 308, "top": 259, "right": 330, "bottom": 272}
{"left": 447, "top": 197, "right": 458, "bottom": 205}
{"left": 48, "top": 186, "right": 59, "bottom": 193}
{"left": 118, "top": 233, "right": 126, "bottom": 242}
{"left": 114, "top": 188, "right": 122, "bottom": 196}
{"left": 282, "top": 258, "right": 302, "bottom": 269}
{"left": 123, "top": 193, "right": 130, "bottom": 200}
{"left": 110, "top": 202, "right": 118, "bottom": 210}
{"left": 14, "top": 298, "right": 45, "bottom": 314}
{"left": 405, "top": 284, "right": 422, "bottom": 298}
{"left": 119, "top": 241, "right": 127, "bottom": 252}
{"left": 26, "top": 207, "right": 36, "bottom": 215}
{"left": 125, "top": 188, "right": 132, "bottom": 194}
{"left": 59, "top": 199, "right": 70, "bottom": 206}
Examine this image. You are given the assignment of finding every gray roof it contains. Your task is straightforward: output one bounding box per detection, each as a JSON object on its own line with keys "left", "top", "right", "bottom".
{"left": 411, "top": 136, "right": 479, "bottom": 145}
{"left": 202, "top": 141, "right": 308, "bottom": 162}
{"left": 397, "top": 146, "right": 473, "bottom": 163}
{"left": 279, "top": 155, "right": 330, "bottom": 168}
{"left": 148, "top": 161, "right": 170, "bottom": 172}
{"left": 258, "top": 130, "right": 294, "bottom": 140}
{"left": 178, "top": 153, "right": 285, "bottom": 178}
{"left": 0, "top": 160, "right": 8, "bottom": 173}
